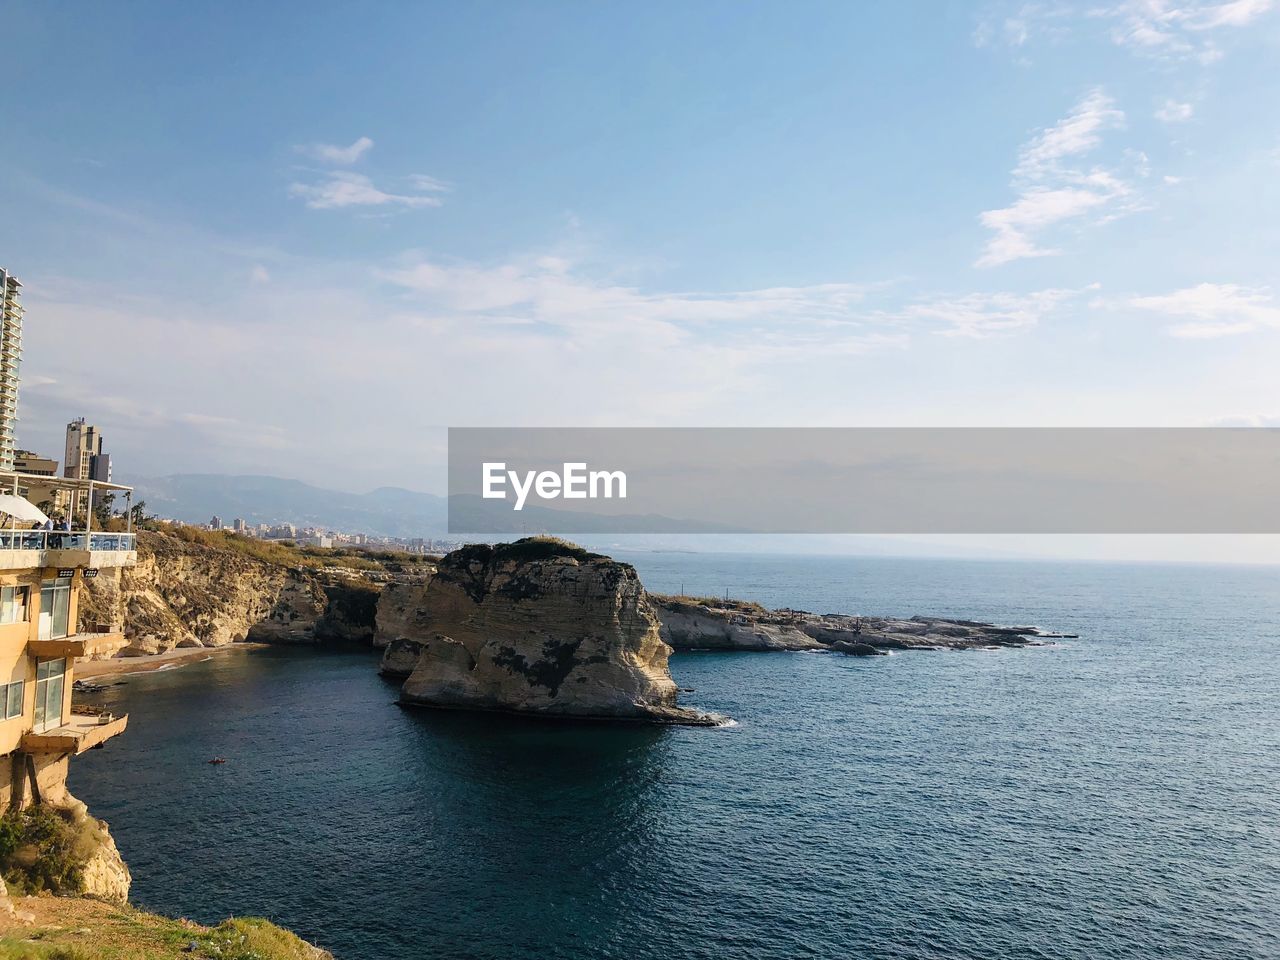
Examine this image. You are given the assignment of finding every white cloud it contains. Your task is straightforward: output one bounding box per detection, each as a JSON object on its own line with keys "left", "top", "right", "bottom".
{"left": 298, "top": 136, "right": 375, "bottom": 165}
{"left": 381, "top": 252, "right": 1088, "bottom": 350}
{"left": 977, "top": 90, "right": 1135, "bottom": 267}
{"left": 381, "top": 254, "right": 886, "bottom": 351}
{"left": 973, "top": 3, "right": 1075, "bottom": 49}
{"left": 407, "top": 174, "right": 450, "bottom": 193}
{"left": 1155, "top": 99, "right": 1195, "bottom": 122}
{"left": 1127, "top": 282, "right": 1280, "bottom": 337}
{"left": 289, "top": 171, "right": 445, "bottom": 210}
{"left": 1100, "top": 0, "right": 1275, "bottom": 61}
{"left": 1207, "top": 412, "right": 1280, "bottom": 426}
{"left": 903, "top": 288, "right": 1085, "bottom": 337}
{"left": 1016, "top": 88, "right": 1125, "bottom": 177}
{"left": 979, "top": 1, "right": 1273, "bottom": 61}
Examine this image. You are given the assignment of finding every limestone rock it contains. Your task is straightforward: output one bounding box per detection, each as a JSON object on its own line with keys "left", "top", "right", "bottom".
{"left": 397, "top": 540, "right": 714, "bottom": 724}
{"left": 373, "top": 576, "right": 435, "bottom": 649}
{"left": 654, "top": 598, "right": 825, "bottom": 651}
{"left": 828, "top": 640, "right": 886, "bottom": 656}
{"left": 651, "top": 596, "right": 1073, "bottom": 653}
{"left": 59, "top": 796, "right": 131, "bottom": 903}
{"left": 82, "top": 530, "right": 388, "bottom": 655}
{"left": 379, "top": 636, "right": 430, "bottom": 679}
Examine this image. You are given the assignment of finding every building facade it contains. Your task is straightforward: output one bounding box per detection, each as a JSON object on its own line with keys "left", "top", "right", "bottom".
{"left": 0, "top": 473, "right": 137, "bottom": 809}
{"left": 64, "top": 419, "right": 111, "bottom": 518}
{"left": 0, "top": 269, "right": 23, "bottom": 473}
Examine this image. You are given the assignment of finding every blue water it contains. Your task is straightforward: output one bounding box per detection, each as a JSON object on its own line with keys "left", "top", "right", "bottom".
{"left": 71, "top": 554, "right": 1280, "bottom": 960}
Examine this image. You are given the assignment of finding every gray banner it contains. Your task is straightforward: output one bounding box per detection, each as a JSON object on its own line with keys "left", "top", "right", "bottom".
{"left": 447, "top": 428, "right": 1280, "bottom": 534}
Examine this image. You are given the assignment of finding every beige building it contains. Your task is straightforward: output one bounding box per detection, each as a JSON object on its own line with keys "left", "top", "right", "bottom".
{"left": 0, "top": 471, "right": 136, "bottom": 809}
{"left": 64, "top": 418, "right": 104, "bottom": 483}
{"left": 64, "top": 420, "right": 110, "bottom": 518}
{"left": 14, "top": 451, "right": 56, "bottom": 477}
{"left": 12, "top": 452, "right": 69, "bottom": 518}
{"left": 0, "top": 269, "right": 23, "bottom": 473}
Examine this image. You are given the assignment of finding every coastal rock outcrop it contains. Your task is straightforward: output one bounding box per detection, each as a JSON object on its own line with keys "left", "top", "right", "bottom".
{"left": 393, "top": 539, "right": 714, "bottom": 724}
{"left": 373, "top": 576, "right": 436, "bottom": 649}
{"left": 379, "top": 636, "right": 430, "bottom": 679}
{"left": 653, "top": 598, "right": 826, "bottom": 651}
{"left": 64, "top": 798, "right": 132, "bottom": 902}
{"left": 81, "top": 529, "right": 399, "bottom": 655}
{"left": 652, "top": 595, "right": 1074, "bottom": 653}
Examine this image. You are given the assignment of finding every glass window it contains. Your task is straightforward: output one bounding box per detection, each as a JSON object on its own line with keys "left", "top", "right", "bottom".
{"left": 0, "top": 586, "right": 29, "bottom": 624}
{"left": 2, "top": 680, "right": 22, "bottom": 720}
{"left": 34, "top": 658, "right": 65, "bottom": 733}
{"left": 39, "top": 578, "right": 72, "bottom": 640}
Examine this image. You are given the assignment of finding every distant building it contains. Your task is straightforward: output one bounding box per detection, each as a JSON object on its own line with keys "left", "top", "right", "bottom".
{"left": 0, "top": 269, "right": 24, "bottom": 472}
{"left": 12, "top": 452, "right": 69, "bottom": 517}
{"left": 210, "top": 516, "right": 223, "bottom": 531}
{"left": 63, "top": 419, "right": 103, "bottom": 483}
{"left": 13, "top": 451, "right": 56, "bottom": 476}
{"left": 63, "top": 419, "right": 112, "bottom": 516}
{"left": 232, "top": 518, "right": 247, "bottom": 533}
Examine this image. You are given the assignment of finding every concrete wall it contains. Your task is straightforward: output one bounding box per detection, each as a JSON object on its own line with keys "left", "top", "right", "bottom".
{"left": 0, "top": 751, "right": 71, "bottom": 810}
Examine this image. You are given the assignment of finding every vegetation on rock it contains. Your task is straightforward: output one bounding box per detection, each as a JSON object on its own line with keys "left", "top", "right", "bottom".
{"left": 0, "top": 897, "right": 330, "bottom": 959}
{"left": 0, "top": 806, "right": 105, "bottom": 897}
{"left": 450, "top": 537, "right": 606, "bottom": 566}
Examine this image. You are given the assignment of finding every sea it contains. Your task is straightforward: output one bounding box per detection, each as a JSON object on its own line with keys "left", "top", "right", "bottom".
{"left": 70, "top": 552, "right": 1280, "bottom": 960}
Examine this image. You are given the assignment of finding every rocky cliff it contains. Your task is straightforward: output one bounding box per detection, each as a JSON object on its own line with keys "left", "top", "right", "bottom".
{"left": 82, "top": 529, "right": 409, "bottom": 656}
{"left": 391, "top": 539, "right": 714, "bottom": 724}
{"left": 373, "top": 575, "right": 436, "bottom": 649}
{"left": 652, "top": 595, "right": 1075, "bottom": 653}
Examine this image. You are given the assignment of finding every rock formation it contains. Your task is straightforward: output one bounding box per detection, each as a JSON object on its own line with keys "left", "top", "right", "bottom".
{"left": 652, "top": 596, "right": 1075, "bottom": 653}
{"left": 63, "top": 797, "right": 132, "bottom": 902}
{"left": 390, "top": 539, "right": 714, "bottom": 724}
{"left": 373, "top": 575, "right": 435, "bottom": 649}
{"left": 81, "top": 530, "right": 418, "bottom": 655}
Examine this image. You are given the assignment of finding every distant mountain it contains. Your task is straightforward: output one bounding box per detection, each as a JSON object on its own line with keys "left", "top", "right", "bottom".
{"left": 120, "top": 473, "right": 447, "bottom": 539}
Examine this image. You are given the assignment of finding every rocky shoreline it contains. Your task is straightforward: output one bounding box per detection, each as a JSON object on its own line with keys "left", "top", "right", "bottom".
{"left": 85, "top": 531, "right": 1077, "bottom": 725}
{"left": 652, "top": 596, "right": 1076, "bottom": 654}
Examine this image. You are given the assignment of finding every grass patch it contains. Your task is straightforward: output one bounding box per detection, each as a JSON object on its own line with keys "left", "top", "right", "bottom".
{"left": 154, "top": 526, "right": 431, "bottom": 573}
{"left": 0, "top": 904, "right": 330, "bottom": 959}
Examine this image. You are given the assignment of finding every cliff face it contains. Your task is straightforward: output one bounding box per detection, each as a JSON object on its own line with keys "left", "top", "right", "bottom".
{"left": 82, "top": 530, "right": 391, "bottom": 656}
{"left": 393, "top": 540, "right": 714, "bottom": 724}
{"left": 373, "top": 575, "right": 435, "bottom": 649}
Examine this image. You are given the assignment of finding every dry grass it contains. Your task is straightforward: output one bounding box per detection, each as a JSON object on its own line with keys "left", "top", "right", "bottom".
{"left": 0, "top": 896, "right": 330, "bottom": 959}
{"left": 153, "top": 525, "right": 430, "bottom": 574}
{"left": 648, "top": 593, "right": 768, "bottom": 613}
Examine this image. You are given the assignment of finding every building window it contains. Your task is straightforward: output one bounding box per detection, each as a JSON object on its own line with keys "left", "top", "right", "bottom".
{"left": 0, "top": 586, "right": 29, "bottom": 624}
{"left": 1, "top": 680, "right": 22, "bottom": 720}
{"left": 34, "top": 659, "right": 65, "bottom": 733}
{"left": 38, "top": 578, "right": 72, "bottom": 641}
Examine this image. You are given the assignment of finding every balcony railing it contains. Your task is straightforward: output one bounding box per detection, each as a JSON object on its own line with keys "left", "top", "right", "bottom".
{"left": 0, "top": 530, "right": 136, "bottom": 552}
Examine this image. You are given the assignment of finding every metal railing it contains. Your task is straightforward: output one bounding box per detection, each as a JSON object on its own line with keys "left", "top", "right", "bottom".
{"left": 0, "top": 530, "right": 136, "bottom": 552}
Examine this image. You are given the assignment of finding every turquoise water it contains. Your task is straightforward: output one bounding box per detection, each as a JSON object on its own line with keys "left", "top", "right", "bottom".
{"left": 71, "top": 554, "right": 1280, "bottom": 959}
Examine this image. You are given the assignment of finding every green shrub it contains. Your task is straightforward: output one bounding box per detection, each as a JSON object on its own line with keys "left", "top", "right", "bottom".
{"left": 0, "top": 806, "right": 102, "bottom": 896}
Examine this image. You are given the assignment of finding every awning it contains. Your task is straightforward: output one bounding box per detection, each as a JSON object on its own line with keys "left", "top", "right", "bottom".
{"left": 0, "top": 494, "right": 50, "bottom": 524}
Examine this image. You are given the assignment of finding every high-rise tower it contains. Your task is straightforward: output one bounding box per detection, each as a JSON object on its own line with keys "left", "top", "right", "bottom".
{"left": 0, "top": 268, "right": 24, "bottom": 472}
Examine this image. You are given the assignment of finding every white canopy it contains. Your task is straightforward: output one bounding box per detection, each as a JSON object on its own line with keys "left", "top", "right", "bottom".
{"left": 0, "top": 494, "right": 50, "bottom": 525}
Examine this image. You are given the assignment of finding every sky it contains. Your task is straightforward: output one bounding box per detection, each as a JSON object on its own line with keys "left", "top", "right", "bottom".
{"left": 1, "top": 1, "right": 1278, "bottom": 560}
